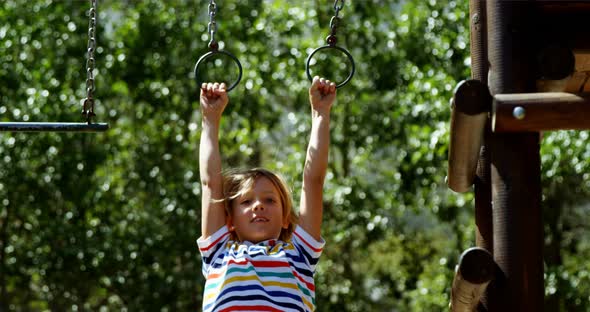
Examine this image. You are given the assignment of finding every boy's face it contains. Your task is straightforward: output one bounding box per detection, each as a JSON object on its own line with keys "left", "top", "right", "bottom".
{"left": 228, "top": 176, "right": 289, "bottom": 243}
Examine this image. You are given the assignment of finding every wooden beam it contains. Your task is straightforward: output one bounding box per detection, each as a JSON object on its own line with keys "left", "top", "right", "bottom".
{"left": 493, "top": 92, "right": 590, "bottom": 132}
{"left": 447, "top": 80, "right": 491, "bottom": 193}
{"left": 450, "top": 247, "right": 495, "bottom": 312}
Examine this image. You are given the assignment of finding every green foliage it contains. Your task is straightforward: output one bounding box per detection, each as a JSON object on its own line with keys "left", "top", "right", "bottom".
{"left": 1, "top": 0, "right": 590, "bottom": 311}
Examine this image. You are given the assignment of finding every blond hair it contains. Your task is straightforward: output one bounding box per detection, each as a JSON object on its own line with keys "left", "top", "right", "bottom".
{"left": 222, "top": 168, "right": 298, "bottom": 241}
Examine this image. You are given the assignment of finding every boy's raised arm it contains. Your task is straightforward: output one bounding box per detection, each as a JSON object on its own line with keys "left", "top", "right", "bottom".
{"left": 199, "top": 82, "right": 229, "bottom": 238}
{"left": 299, "top": 76, "right": 336, "bottom": 241}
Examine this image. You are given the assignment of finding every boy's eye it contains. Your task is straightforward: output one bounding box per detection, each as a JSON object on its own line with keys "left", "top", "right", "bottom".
{"left": 266, "top": 198, "right": 277, "bottom": 203}
{"left": 240, "top": 199, "right": 252, "bottom": 205}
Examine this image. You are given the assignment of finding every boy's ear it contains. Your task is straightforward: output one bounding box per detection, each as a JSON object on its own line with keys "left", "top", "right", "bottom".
{"left": 282, "top": 212, "right": 290, "bottom": 229}
{"left": 226, "top": 215, "right": 235, "bottom": 231}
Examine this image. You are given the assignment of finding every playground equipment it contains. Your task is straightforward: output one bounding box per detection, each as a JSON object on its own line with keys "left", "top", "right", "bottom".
{"left": 306, "top": 0, "right": 355, "bottom": 89}
{"left": 194, "top": 0, "right": 243, "bottom": 92}
{"left": 0, "top": 0, "right": 108, "bottom": 132}
{"left": 448, "top": 1, "right": 590, "bottom": 311}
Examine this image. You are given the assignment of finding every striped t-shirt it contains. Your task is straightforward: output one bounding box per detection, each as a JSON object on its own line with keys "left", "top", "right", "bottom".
{"left": 197, "top": 225, "right": 325, "bottom": 312}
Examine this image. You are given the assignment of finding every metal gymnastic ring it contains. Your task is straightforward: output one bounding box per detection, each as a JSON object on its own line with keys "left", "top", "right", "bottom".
{"left": 306, "top": 45, "right": 355, "bottom": 89}
{"left": 194, "top": 50, "right": 243, "bottom": 92}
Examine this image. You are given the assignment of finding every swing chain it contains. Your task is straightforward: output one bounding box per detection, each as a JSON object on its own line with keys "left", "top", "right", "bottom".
{"left": 82, "top": 0, "right": 97, "bottom": 123}
{"left": 327, "top": 0, "right": 344, "bottom": 46}
{"left": 207, "top": 0, "right": 219, "bottom": 51}
{"left": 333, "top": 0, "right": 344, "bottom": 13}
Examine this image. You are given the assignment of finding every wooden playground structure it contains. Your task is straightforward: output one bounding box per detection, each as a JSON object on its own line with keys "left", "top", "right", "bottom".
{"left": 447, "top": 1, "right": 590, "bottom": 311}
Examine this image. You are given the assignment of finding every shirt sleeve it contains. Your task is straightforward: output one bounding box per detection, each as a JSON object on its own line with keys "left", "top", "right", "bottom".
{"left": 291, "top": 225, "right": 325, "bottom": 272}
{"left": 197, "top": 225, "right": 230, "bottom": 277}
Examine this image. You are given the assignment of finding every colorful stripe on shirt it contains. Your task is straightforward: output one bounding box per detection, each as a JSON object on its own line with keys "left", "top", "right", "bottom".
{"left": 197, "top": 225, "right": 325, "bottom": 312}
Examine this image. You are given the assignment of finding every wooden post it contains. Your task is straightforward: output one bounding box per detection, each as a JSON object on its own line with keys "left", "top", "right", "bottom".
{"left": 448, "top": 79, "right": 490, "bottom": 193}
{"left": 450, "top": 248, "right": 495, "bottom": 312}
{"left": 486, "top": 1, "right": 544, "bottom": 311}
{"left": 469, "top": 1, "right": 494, "bottom": 309}
{"left": 468, "top": 0, "right": 494, "bottom": 280}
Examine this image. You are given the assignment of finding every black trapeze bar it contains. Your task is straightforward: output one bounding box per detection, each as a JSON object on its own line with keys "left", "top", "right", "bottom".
{"left": 0, "top": 122, "right": 109, "bottom": 132}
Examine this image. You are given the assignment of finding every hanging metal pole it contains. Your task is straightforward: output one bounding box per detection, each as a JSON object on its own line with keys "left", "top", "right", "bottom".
{"left": 0, "top": 122, "right": 108, "bottom": 132}
{"left": 0, "top": 0, "right": 108, "bottom": 133}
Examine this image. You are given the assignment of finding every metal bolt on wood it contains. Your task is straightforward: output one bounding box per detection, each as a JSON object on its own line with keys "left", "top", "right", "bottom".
{"left": 513, "top": 106, "right": 526, "bottom": 120}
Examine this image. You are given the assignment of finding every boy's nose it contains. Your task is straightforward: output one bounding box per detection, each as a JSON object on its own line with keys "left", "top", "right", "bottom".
{"left": 253, "top": 199, "right": 264, "bottom": 211}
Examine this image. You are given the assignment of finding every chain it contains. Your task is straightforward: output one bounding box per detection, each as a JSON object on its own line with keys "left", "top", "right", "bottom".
{"left": 82, "top": 0, "right": 97, "bottom": 123}
{"left": 333, "top": 0, "right": 344, "bottom": 14}
{"left": 327, "top": 0, "right": 344, "bottom": 46}
{"left": 207, "top": 0, "right": 219, "bottom": 51}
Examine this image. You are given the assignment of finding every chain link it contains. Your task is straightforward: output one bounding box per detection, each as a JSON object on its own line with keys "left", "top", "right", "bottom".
{"left": 327, "top": 0, "right": 344, "bottom": 46}
{"left": 207, "top": 0, "right": 218, "bottom": 50}
{"left": 333, "top": 0, "right": 344, "bottom": 15}
{"left": 82, "top": 0, "right": 97, "bottom": 122}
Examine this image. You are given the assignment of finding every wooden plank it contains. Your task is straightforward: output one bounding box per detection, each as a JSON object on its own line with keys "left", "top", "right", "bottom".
{"left": 493, "top": 92, "right": 590, "bottom": 132}
{"left": 575, "top": 50, "right": 590, "bottom": 71}
{"left": 564, "top": 72, "right": 588, "bottom": 92}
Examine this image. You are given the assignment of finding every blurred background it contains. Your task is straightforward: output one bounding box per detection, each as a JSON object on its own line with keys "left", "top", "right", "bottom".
{"left": 1, "top": 0, "right": 590, "bottom": 311}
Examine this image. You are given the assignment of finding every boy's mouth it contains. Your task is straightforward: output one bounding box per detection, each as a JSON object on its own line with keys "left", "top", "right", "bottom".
{"left": 251, "top": 217, "right": 269, "bottom": 223}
